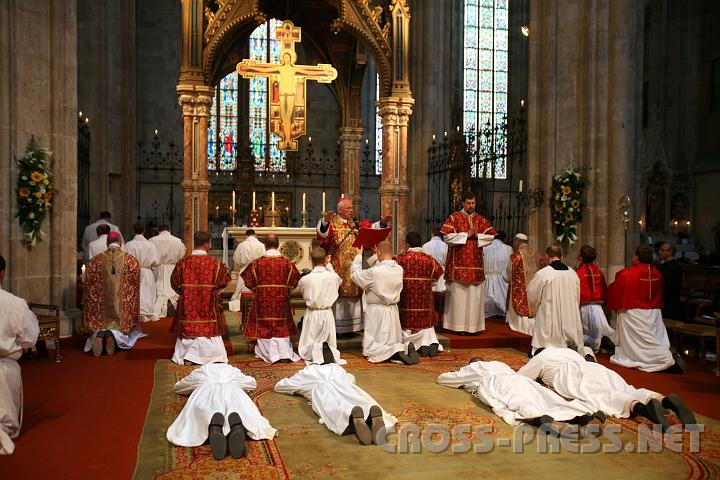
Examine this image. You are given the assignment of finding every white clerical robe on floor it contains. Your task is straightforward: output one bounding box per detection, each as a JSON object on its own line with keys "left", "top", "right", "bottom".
{"left": 518, "top": 347, "right": 661, "bottom": 418}
{"left": 443, "top": 232, "right": 495, "bottom": 333}
{"left": 274, "top": 364, "right": 397, "bottom": 436}
{"left": 0, "top": 286, "right": 40, "bottom": 455}
{"left": 124, "top": 234, "right": 161, "bottom": 322}
{"left": 167, "top": 363, "right": 276, "bottom": 446}
{"left": 422, "top": 236, "right": 448, "bottom": 292}
{"left": 350, "top": 254, "right": 406, "bottom": 363}
{"left": 437, "top": 360, "right": 593, "bottom": 426}
{"left": 86, "top": 234, "right": 108, "bottom": 263}
{"left": 229, "top": 235, "right": 266, "bottom": 308}
{"left": 580, "top": 304, "right": 616, "bottom": 351}
{"left": 297, "top": 264, "right": 345, "bottom": 364}
{"left": 527, "top": 264, "right": 584, "bottom": 353}
{"left": 610, "top": 309, "right": 675, "bottom": 372}
{"left": 483, "top": 239, "right": 512, "bottom": 318}
{"left": 149, "top": 231, "right": 186, "bottom": 317}
{"left": 83, "top": 328, "right": 147, "bottom": 352}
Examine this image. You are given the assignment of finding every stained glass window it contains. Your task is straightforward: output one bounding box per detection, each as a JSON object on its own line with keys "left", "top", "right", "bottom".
{"left": 375, "top": 74, "right": 383, "bottom": 175}
{"left": 463, "top": 0, "right": 508, "bottom": 179}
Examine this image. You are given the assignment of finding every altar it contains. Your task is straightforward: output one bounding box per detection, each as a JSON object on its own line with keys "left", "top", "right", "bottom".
{"left": 222, "top": 226, "right": 318, "bottom": 271}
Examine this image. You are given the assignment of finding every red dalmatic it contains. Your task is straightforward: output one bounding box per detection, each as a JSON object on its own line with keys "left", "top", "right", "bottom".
{"left": 509, "top": 244, "right": 542, "bottom": 317}
{"left": 440, "top": 211, "right": 495, "bottom": 284}
{"left": 84, "top": 249, "right": 140, "bottom": 334}
{"left": 607, "top": 262, "right": 663, "bottom": 311}
{"left": 396, "top": 250, "right": 444, "bottom": 330}
{"left": 242, "top": 255, "right": 301, "bottom": 339}
{"left": 171, "top": 254, "right": 231, "bottom": 338}
{"left": 576, "top": 262, "right": 607, "bottom": 304}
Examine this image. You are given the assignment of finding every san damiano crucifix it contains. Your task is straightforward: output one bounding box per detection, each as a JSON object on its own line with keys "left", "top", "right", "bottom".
{"left": 236, "top": 20, "right": 338, "bottom": 151}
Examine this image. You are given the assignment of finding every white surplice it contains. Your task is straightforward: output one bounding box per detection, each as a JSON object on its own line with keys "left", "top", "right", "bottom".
{"left": 124, "top": 234, "right": 161, "bottom": 322}
{"left": 149, "top": 231, "right": 186, "bottom": 317}
{"left": 483, "top": 239, "right": 512, "bottom": 318}
{"left": 437, "top": 360, "right": 593, "bottom": 426}
{"left": 422, "top": 236, "right": 448, "bottom": 292}
{"left": 350, "top": 254, "right": 406, "bottom": 362}
{"left": 229, "top": 235, "right": 266, "bottom": 306}
{"left": 82, "top": 219, "right": 123, "bottom": 263}
{"left": 167, "top": 363, "right": 276, "bottom": 446}
{"left": 86, "top": 234, "right": 108, "bottom": 263}
{"left": 580, "top": 304, "right": 616, "bottom": 351}
{"left": 610, "top": 309, "right": 675, "bottom": 372}
{"left": 297, "top": 264, "right": 344, "bottom": 364}
{"left": 274, "top": 363, "right": 397, "bottom": 436}
{"left": 0, "top": 286, "right": 40, "bottom": 455}
{"left": 443, "top": 231, "right": 495, "bottom": 333}
{"left": 527, "top": 264, "right": 584, "bottom": 353}
{"left": 518, "top": 347, "right": 661, "bottom": 418}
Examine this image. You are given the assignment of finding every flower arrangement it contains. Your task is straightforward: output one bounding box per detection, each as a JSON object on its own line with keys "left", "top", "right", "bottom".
{"left": 16, "top": 136, "right": 54, "bottom": 247}
{"left": 551, "top": 167, "right": 585, "bottom": 248}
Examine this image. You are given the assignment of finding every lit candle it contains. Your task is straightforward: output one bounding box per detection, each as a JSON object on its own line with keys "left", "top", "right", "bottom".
{"left": 432, "top": 133, "right": 436, "bottom": 141}
{"left": 302, "top": 192, "right": 306, "bottom": 211}
{"left": 322, "top": 191, "right": 326, "bottom": 212}
{"left": 81, "top": 264, "right": 86, "bottom": 282}
{"left": 252, "top": 191, "right": 256, "bottom": 210}
{"left": 232, "top": 191, "right": 236, "bottom": 211}
{"left": 308, "top": 136, "right": 312, "bottom": 143}
{"left": 456, "top": 125, "right": 460, "bottom": 132}
{"left": 154, "top": 129, "right": 158, "bottom": 136}
{"left": 444, "top": 131, "right": 448, "bottom": 137}
{"left": 271, "top": 191, "right": 275, "bottom": 211}
{"left": 519, "top": 180, "right": 523, "bottom": 193}
{"left": 341, "top": 193, "right": 344, "bottom": 198}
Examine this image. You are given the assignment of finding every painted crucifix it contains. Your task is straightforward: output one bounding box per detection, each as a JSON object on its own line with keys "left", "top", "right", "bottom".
{"left": 236, "top": 20, "right": 338, "bottom": 150}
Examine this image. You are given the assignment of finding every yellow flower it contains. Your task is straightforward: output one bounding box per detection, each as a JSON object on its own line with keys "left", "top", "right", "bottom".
{"left": 31, "top": 171, "right": 44, "bottom": 183}
{"left": 565, "top": 213, "right": 574, "bottom": 221}
{"left": 43, "top": 192, "right": 53, "bottom": 203}
{"left": 43, "top": 179, "right": 49, "bottom": 186}
{"left": 561, "top": 186, "right": 571, "bottom": 195}
{"left": 555, "top": 203, "right": 563, "bottom": 212}
{"left": 571, "top": 199, "right": 580, "bottom": 209}
{"left": 34, "top": 191, "right": 43, "bottom": 198}
{"left": 19, "top": 188, "right": 29, "bottom": 197}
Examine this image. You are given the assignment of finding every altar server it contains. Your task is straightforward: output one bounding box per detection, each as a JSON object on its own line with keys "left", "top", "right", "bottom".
{"left": 576, "top": 245, "right": 615, "bottom": 352}
{"left": 124, "top": 221, "right": 161, "bottom": 322}
{"left": 483, "top": 231, "right": 512, "bottom": 318}
{"left": 229, "top": 229, "right": 266, "bottom": 306}
{"left": 149, "top": 225, "right": 186, "bottom": 317}
{"left": 422, "top": 227, "right": 448, "bottom": 292}
{"left": 86, "top": 224, "right": 110, "bottom": 263}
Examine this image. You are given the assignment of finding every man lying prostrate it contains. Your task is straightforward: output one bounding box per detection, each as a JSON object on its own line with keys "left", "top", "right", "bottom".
{"left": 274, "top": 363, "right": 397, "bottom": 445}
{"left": 167, "top": 363, "right": 277, "bottom": 460}
{"left": 437, "top": 357, "right": 602, "bottom": 429}
{"left": 517, "top": 347, "right": 696, "bottom": 432}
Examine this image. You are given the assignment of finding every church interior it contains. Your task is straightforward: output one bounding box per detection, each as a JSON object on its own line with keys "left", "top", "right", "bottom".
{"left": 2, "top": 0, "right": 720, "bottom": 478}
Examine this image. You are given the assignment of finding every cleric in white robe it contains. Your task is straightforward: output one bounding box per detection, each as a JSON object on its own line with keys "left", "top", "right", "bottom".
{"left": 527, "top": 246, "right": 584, "bottom": 355}
{"left": 297, "top": 247, "right": 345, "bottom": 365}
{"left": 274, "top": 363, "right": 397, "bottom": 444}
{"left": 350, "top": 241, "right": 410, "bottom": 364}
{"left": 482, "top": 232, "right": 512, "bottom": 318}
{"left": 0, "top": 255, "right": 40, "bottom": 455}
{"left": 149, "top": 225, "right": 186, "bottom": 318}
{"left": 124, "top": 221, "right": 161, "bottom": 322}
{"left": 517, "top": 347, "right": 696, "bottom": 430}
{"left": 437, "top": 358, "right": 595, "bottom": 427}
{"left": 166, "top": 363, "right": 276, "bottom": 447}
{"left": 85, "top": 224, "right": 110, "bottom": 263}
{"left": 422, "top": 228, "right": 448, "bottom": 292}
{"left": 229, "top": 229, "right": 265, "bottom": 310}
{"left": 81, "top": 211, "right": 123, "bottom": 262}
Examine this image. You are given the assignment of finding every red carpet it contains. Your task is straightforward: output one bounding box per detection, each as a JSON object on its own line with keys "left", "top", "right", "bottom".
{"left": 440, "top": 317, "right": 532, "bottom": 350}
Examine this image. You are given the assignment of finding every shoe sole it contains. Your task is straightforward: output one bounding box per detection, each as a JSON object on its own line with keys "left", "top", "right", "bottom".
{"left": 646, "top": 398, "right": 671, "bottom": 433}
{"left": 369, "top": 406, "right": 386, "bottom": 445}
{"left": 351, "top": 406, "right": 372, "bottom": 445}
{"left": 209, "top": 413, "right": 227, "bottom": 460}
{"left": 92, "top": 337, "right": 103, "bottom": 357}
{"left": 407, "top": 344, "right": 420, "bottom": 364}
{"left": 227, "top": 412, "right": 246, "bottom": 458}
{"left": 105, "top": 334, "right": 115, "bottom": 356}
{"left": 429, "top": 343, "right": 439, "bottom": 357}
{"left": 665, "top": 394, "right": 696, "bottom": 427}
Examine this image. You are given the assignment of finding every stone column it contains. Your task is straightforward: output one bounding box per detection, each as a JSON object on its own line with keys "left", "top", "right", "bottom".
{"left": 178, "top": 86, "right": 213, "bottom": 248}
{"left": 338, "top": 126, "right": 364, "bottom": 215}
{"left": 377, "top": 97, "right": 414, "bottom": 252}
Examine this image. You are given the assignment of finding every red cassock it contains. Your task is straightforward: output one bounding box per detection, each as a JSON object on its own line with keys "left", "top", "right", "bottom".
{"left": 171, "top": 254, "right": 231, "bottom": 339}
{"left": 396, "top": 250, "right": 444, "bottom": 330}
{"left": 242, "top": 255, "right": 301, "bottom": 339}
{"left": 84, "top": 249, "right": 140, "bottom": 334}
{"left": 440, "top": 211, "right": 495, "bottom": 284}
{"left": 607, "top": 262, "right": 664, "bottom": 311}
{"left": 576, "top": 262, "right": 607, "bottom": 304}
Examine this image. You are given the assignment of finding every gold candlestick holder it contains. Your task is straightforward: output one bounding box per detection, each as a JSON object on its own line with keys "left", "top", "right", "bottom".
{"left": 301, "top": 210, "right": 307, "bottom": 228}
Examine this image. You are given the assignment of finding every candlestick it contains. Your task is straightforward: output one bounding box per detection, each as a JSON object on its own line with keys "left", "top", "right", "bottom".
{"left": 322, "top": 191, "right": 326, "bottom": 212}
{"left": 519, "top": 180, "right": 523, "bottom": 193}
{"left": 271, "top": 191, "right": 275, "bottom": 211}
{"left": 252, "top": 191, "right": 256, "bottom": 210}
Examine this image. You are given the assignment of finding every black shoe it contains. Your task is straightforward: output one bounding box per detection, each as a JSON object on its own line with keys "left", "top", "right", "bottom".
{"left": 208, "top": 412, "right": 227, "bottom": 460}
{"left": 407, "top": 343, "right": 420, "bottom": 364}
{"left": 418, "top": 346, "right": 430, "bottom": 357}
{"left": 663, "top": 394, "right": 696, "bottom": 427}
{"left": 644, "top": 398, "right": 671, "bottom": 433}
{"left": 369, "top": 405, "right": 386, "bottom": 445}
{"left": 227, "top": 412, "right": 246, "bottom": 459}
{"left": 671, "top": 352, "right": 687, "bottom": 374}
{"left": 569, "top": 414, "right": 594, "bottom": 426}
{"left": 274, "top": 358, "right": 292, "bottom": 364}
{"left": 428, "top": 343, "right": 440, "bottom": 357}
{"left": 584, "top": 354, "right": 596, "bottom": 363}
{"left": 600, "top": 336, "right": 615, "bottom": 354}
{"left": 321, "top": 342, "right": 335, "bottom": 364}
{"left": 392, "top": 352, "right": 413, "bottom": 365}
{"left": 351, "top": 406, "right": 372, "bottom": 445}
{"left": 594, "top": 411, "right": 607, "bottom": 424}
{"left": 531, "top": 415, "right": 555, "bottom": 433}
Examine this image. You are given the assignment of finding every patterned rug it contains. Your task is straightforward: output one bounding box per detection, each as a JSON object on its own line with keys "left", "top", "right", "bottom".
{"left": 133, "top": 348, "right": 720, "bottom": 480}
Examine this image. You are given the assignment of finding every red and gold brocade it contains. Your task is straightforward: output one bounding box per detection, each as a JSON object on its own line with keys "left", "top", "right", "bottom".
{"left": 83, "top": 248, "right": 141, "bottom": 334}
{"left": 318, "top": 216, "right": 360, "bottom": 297}
{"left": 608, "top": 262, "right": 663, "bottom": 311}
{"left": 171, "top": 254, "right": 231, "bottom": 339}
{"left": 576, "top": 262, "right": 607, "bottom": 304}
{"left": 242, "top": 255, "right": 301, "bottom": 339}
{"left": 440, "top": 211, "right": 495, "bottom": 284}
{"left": 396, "top": 250, "right": 444, "bottom": 330}
{"left": 509, "top": 244, "right": 542, "bottom": 317}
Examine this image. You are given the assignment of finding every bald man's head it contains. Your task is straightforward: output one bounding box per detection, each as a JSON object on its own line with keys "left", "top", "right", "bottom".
{"left": 264, "top": 234, "right": 279, "bottom": 250}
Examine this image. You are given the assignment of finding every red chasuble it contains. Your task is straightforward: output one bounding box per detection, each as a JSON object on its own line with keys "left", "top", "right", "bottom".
{"left": 318, "top": 216, "right": 360, "bottom": 298}
{"left": 396, "top": 250, "right": 444, "bottom": 330}
{"left": 171, "top": 254, "right": 231, "bottom": 339}
{"left": 509, "top": 245, "right": 542, "bottom": 317}
{"left": 440, "top": 211, "right": 495, "bottom": 284}
{"left": 242, "top": 255, "right": 301, "bottom": 339}
{"left": 607, "top": 262, "right": 663, "bottom": 311}
{"left": 576, "top": 263, "right": 607, "bottom": 304}
{"left": 84, "top": 248, "right": 140, "bottom": 334}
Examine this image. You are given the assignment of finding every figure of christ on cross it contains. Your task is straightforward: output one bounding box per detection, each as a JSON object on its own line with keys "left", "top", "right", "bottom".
{"left": 236, "top": 21, "right": 337, "bottom": 151}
